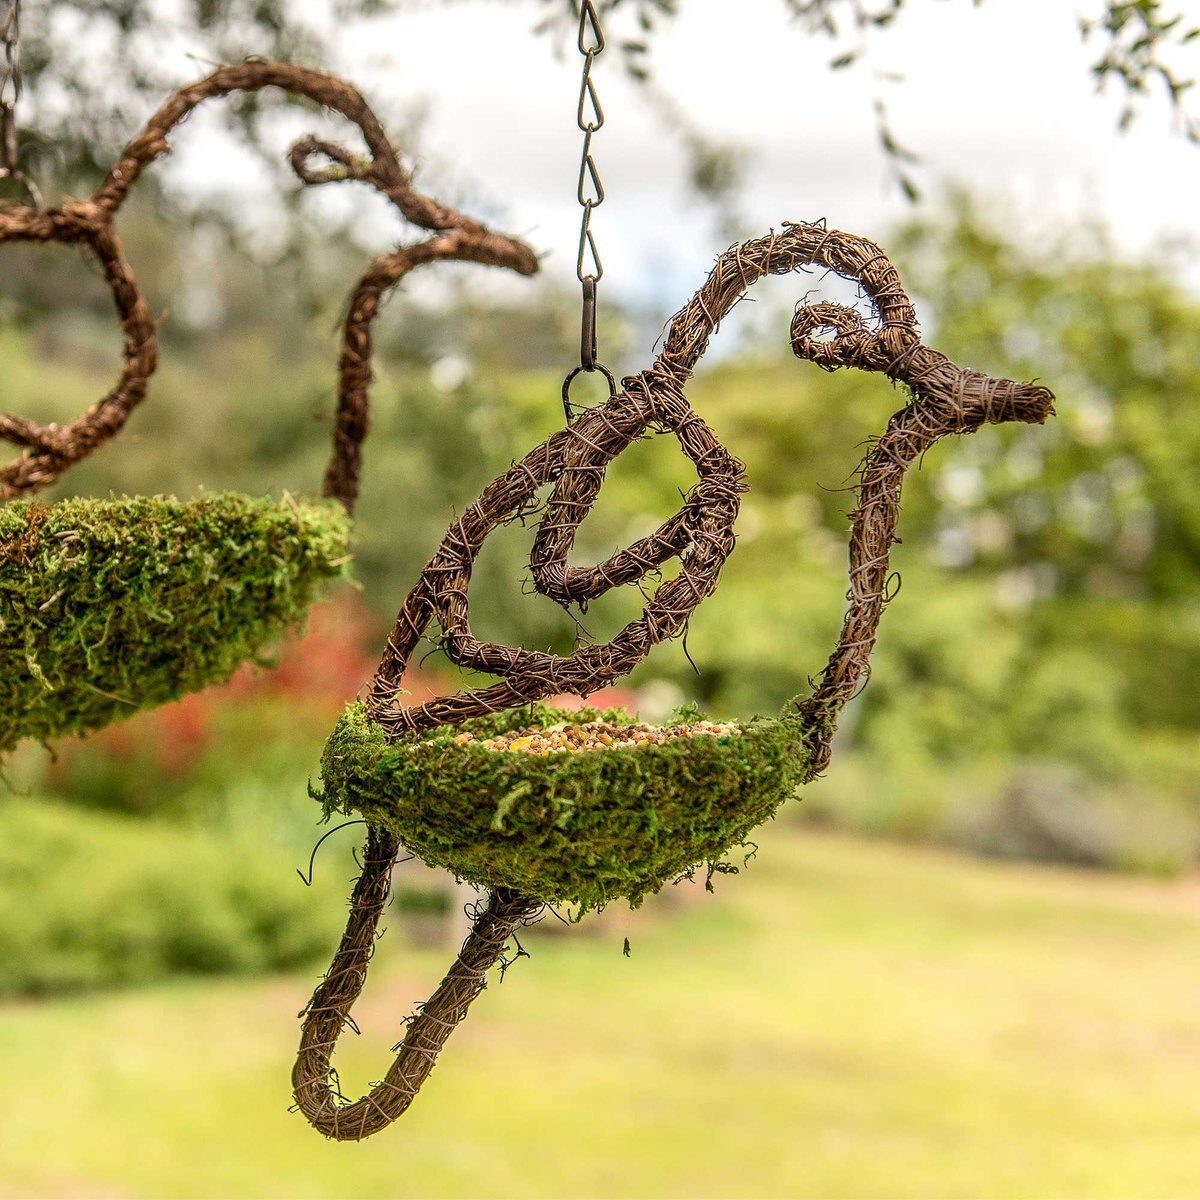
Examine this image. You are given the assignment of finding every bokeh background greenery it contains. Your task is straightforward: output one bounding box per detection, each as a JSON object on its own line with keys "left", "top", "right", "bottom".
{"left": 2, "top": 188, "right": 1199, "bottom": 1198}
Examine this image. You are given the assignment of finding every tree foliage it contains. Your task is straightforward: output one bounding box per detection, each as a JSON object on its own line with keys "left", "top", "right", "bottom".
{"left": 892, "top": 193, "right": 1200, "bottom": 603}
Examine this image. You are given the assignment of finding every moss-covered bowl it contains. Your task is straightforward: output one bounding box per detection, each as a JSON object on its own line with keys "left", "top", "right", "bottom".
{"left": 318, "top": 702, "right": 811, "bottom": 912}
{"left": 0, "top": 492, "right": 352, "bottom": 752}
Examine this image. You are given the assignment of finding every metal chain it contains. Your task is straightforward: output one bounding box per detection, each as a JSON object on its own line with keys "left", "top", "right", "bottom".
{"left": 562, "top": 0, "right": 616, "bottom": 420}
{"left": 0, "top": 0, "right": 39, "bottom": 205}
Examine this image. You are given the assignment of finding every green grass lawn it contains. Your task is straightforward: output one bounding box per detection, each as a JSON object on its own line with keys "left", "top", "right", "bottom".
{"left": 1, "top": 827, "right": 1197, "bottom": 1200}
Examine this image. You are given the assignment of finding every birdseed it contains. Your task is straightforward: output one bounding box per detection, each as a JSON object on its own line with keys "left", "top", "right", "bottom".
{"left": 449, "top": 718, "right": 741, "bottom": 756}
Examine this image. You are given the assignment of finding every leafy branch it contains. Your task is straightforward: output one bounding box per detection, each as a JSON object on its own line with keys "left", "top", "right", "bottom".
{"left": 1080, "top": 0, "right": 1200, "bottom": 142}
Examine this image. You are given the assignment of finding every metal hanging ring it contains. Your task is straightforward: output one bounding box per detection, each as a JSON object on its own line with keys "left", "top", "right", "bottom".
{"left": 561, "top": 363, "right": 617, "bottom": 422}
{"left": 0, "top": 166, "right": 41, "bottom": 208}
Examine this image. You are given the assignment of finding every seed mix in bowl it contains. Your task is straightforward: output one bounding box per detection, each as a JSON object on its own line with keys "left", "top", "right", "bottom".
{"left": 452, "top": 718, "right": 740, "bottom": 756}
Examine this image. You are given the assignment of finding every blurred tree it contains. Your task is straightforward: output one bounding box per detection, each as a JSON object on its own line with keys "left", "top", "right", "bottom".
{"left": 892, "top": 192, "right": 1200, "bottom": 604}
{"left": 865, "top": 195, "right": 1200, "bottom": 767}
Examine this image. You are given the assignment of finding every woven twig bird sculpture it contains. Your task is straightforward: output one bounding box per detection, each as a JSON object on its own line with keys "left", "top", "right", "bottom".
{"left": 297, "top": 221, "right": 1055, "bottom": 1140}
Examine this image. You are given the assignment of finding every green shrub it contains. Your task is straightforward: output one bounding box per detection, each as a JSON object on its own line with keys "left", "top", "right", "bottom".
{"left": 0, "top": 795, "right": 351, "bottom": 996}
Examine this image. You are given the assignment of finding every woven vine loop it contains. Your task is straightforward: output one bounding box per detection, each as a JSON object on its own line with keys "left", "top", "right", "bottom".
{"left": 292, "top": 827, "right": 541, "bottom": 1141}
{"left": 789, "top": 298, "right": 905, "bottom": 370}
{"left": 366, "top": 220, "right": 1054, "bottom": 753}
{"left": 361, "top": 223, "right": 1056, "bottom": 741}
{"left": 530, "top": 370, "right": 744, "bottom": 607}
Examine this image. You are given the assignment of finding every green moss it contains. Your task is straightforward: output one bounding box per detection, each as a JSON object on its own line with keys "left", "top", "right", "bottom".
{"left": 319, "top": 702, "right": 811, "bottom": 912}
{"left": 0, "top": 493, "right": 352, "bottom": 752}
